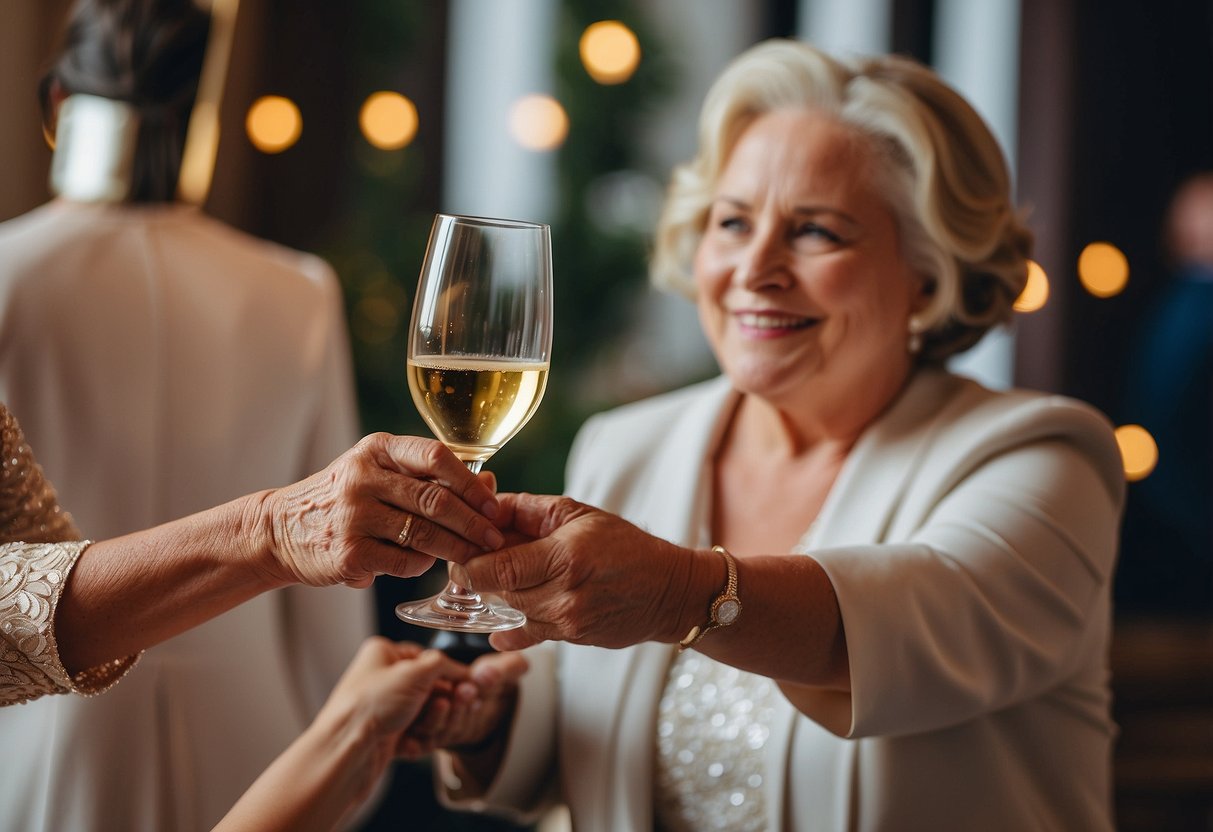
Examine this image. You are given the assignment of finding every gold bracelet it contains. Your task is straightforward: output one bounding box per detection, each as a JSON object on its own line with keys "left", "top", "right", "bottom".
{"left": 678, "top": 545, "right": 742, "bottom": 651}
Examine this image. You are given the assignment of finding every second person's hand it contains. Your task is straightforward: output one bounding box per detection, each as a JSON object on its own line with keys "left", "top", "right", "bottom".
{"left": 466, "top": 493, "right": 704, "bottom": 652}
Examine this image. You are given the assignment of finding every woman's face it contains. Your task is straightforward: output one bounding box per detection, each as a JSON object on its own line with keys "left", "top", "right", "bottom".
{"left": 693, "top": 108, "right": 925, "bottom": 429}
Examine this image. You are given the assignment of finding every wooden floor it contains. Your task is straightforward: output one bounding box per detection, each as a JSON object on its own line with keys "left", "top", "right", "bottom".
{"left": 1111, "top": 616, "right": 1213, "bottom": 831}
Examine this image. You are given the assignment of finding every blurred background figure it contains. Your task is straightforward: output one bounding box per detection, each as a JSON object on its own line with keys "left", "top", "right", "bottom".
{"left": 1117, "top": 171, "right": 1213, "bottom": 614}
{"left": 0, "top": 0, "right": 373, "bottom": 829}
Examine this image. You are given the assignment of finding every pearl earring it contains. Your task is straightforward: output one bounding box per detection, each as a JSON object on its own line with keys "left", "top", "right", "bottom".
{"left": 907, "top": 315, "right": 925, "bottom": 355}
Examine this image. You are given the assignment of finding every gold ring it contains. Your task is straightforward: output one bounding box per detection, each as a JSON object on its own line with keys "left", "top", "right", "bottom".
{"left": 396, "top": 514, "right": 415, "bottom": 548}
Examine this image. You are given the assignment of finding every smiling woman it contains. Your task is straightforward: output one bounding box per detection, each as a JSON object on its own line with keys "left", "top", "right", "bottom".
{"left": 693, "top": 110, "right": 926, "bottom": 435}
{"left": 418, "top": 39, "right": 1125, "bottom": 832}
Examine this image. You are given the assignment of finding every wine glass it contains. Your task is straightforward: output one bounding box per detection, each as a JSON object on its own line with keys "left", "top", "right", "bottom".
{"left": 395, "top": 213, "right": 552, "bottom": 632}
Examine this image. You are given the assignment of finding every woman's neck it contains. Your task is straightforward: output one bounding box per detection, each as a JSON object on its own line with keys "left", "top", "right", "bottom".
{"left": 729, "top": 392, "right": 859, "bottom": 463}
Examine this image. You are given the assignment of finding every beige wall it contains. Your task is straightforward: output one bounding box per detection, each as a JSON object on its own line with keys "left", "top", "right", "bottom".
{"left": 0, "top": 1, "right": 72, "bottom": 222}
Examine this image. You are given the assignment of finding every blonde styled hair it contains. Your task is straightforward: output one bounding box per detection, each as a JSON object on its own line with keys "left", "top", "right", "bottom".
{"left": 651, "top": 39, "right": 1032, "bottom": 361}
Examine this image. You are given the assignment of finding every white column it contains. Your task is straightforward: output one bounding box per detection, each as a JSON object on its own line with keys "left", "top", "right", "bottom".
{"left": 798, "top": 0, "right": 893, "bottom": 56}
{"left": 933, "top": 0, "right": 1022, "bottom": 390}
{"left": 444, "top": 0, "right": 558, "bottom": 222}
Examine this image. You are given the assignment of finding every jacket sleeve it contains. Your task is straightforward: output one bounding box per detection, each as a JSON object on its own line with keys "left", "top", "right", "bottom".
{"left": 803, "top": 399, "right": 1124, "bottom": 738}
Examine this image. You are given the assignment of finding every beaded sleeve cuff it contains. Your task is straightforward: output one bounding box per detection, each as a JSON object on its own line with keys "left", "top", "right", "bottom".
{"left": 0, "top": 541, "right": 140, "bottom": 706}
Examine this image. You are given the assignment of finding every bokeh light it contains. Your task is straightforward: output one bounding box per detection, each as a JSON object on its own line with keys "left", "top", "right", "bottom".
{"left": 359, "top": 91, "right": 418, "bottom": 150}
{"left": 579, "top": 20, "right": 641, "bottom": 85}
{"left": 508, "top": 94, "right": 569, "bottom": 151}
{"left": 1115, "top": 424, "right": 1158, "bottom": 482}
{"left": 245, "top": 95, "right": 302, "bottom": 154}
{"left": 1078, "top": 241, "right": 1129, "bottom": 297}
{"left": 1014, "top": 259, "right": 1050, "bottom": 312}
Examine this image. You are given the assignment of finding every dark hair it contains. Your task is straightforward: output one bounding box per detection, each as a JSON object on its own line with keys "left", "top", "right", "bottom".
{"left": 40, "top": 0, "right": 211, "bottom": 203}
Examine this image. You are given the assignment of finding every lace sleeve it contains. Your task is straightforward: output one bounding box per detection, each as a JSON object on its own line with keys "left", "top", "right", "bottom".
{"left": 0, "top": 541, "right": 139, "bottom": 706}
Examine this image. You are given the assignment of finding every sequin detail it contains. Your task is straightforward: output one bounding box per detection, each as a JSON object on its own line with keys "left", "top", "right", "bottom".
{"left": 0, "top": 404, "right": 78, "bottom": 544}
{"left": 654, "top": 650, "right": 776, "bottom": 832}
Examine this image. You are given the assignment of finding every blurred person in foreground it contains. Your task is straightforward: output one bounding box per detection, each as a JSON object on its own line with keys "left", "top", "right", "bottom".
{"left": 0, "top": 401, "right": 527, "bottom": 830}
{"left": 0, "top": 0, "right": 376, "bottom": 828}
{"left": 417, "top": 39, "right": 1126, "bottom": 831}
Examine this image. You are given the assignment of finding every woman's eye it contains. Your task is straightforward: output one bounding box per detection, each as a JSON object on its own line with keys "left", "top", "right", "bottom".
{"left": 795, "top": 222, "right": 841, "bottom": 243}
{"left": 718, "top": 216, "right": 748, "bottom": 233}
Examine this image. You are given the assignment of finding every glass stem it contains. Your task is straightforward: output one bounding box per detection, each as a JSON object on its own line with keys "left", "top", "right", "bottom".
{"left": 435, "top": 458, "right": 489, "bottom": 614}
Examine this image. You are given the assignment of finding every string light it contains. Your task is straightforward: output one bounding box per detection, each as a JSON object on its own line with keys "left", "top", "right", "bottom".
{"left": 1014, "top": 259, "right": 1049, "bottom": 312}
{"left": 1078, "top": 242, "right": 1129, "bottom": 298}
{"left": 246, "top": 95, "right": 302, "bottom": 154}
{"left": 1114, "top": 424, "right": 1158, "bottom": 482}
{"left": 579, "top": 20, "right": 641, "bottom": 84}
{"left": 360, "top": 91, "right": 418, "bottom": 150}
{"left": 508, "top": 94, "right": 568, "bottom": 151}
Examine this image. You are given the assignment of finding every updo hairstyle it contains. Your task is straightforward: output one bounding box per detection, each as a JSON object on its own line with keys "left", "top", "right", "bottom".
{"left": 39, "top": 0, "right": 211, "bottom": 203}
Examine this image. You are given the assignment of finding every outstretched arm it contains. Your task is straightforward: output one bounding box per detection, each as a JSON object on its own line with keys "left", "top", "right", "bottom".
{"left": 54, "top": 433, "right": 503, "bottom": 674}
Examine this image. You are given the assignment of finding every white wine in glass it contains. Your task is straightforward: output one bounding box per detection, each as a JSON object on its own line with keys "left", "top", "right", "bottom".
{"left": 396, "top": 213, "right": 552, "bottom": 632}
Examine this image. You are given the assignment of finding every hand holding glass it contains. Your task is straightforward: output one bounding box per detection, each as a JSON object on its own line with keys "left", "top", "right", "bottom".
{"left": 396, "top": 214, "right": 552, "bottom": 632}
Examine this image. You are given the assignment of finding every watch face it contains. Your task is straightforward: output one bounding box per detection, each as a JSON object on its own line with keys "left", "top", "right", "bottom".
{"left": 715, "top": 598, "right": 740, "bottom": 626}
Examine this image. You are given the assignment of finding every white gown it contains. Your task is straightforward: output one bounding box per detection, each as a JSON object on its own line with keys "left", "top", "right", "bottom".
{"left": 0, "top": 200, "right": 373, "bottom": 831}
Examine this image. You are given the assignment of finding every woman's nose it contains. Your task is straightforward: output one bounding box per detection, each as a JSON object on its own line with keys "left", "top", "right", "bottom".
{"left": 734, "top": 228, "right": 792, "bottom": 290}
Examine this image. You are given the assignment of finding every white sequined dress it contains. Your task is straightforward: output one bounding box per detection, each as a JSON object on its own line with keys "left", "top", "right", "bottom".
{"left": 654, "top": 650, "right": 777, "bottom": 832}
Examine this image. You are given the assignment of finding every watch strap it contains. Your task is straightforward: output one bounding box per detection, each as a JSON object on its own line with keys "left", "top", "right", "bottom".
{"left": 678, "top": 545, "right": 741, "bottom": 651}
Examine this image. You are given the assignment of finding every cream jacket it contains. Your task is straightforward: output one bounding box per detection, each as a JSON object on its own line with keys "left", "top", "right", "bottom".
{"left": 445, "top": 369, "right": 1124, "bottom": 831}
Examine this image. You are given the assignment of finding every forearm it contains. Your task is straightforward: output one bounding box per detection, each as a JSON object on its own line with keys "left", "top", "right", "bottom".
{"left": 55, "top": 491, "right": 284, "bottom": 673}
{"left": 215, "top": 711, "right": 376, "bottom": 832}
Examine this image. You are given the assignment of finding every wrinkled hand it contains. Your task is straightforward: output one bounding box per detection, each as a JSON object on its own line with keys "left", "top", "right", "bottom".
{"left": 254, "top": 434, "right": 504, "bottom": 587}
{"left": 465, "top": 494, "right": 695, "bottom": 651}
{"left": 396, "top": 650, "right": 529, "bottom": 759}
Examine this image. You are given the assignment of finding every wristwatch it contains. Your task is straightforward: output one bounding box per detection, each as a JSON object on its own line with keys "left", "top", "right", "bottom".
{"left": 678, "top": 545, "right": 741, "bottom": 651}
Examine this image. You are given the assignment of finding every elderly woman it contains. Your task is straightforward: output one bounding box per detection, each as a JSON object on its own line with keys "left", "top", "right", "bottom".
{"left": 426, "top": 39, "right": 1124, "bottom": 831}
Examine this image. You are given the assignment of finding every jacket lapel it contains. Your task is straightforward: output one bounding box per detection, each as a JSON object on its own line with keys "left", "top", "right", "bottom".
{"left": 805, "top": 369, "right": 961, "bottom": 550}
{"left": 558, "top": 642, "right": 673, "bottom": 832}
{"left": 634, "top": 376, "right": 736, "bottom": 545}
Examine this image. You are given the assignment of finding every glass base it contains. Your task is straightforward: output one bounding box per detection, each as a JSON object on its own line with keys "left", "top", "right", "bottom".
{"left": 395, "top": 594, "right": 526, "bottom": 633}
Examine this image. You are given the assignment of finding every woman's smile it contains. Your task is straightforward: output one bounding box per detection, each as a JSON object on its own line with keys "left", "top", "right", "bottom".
{"left": 733, "top": 309, "right": 822, "bottom": 338}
